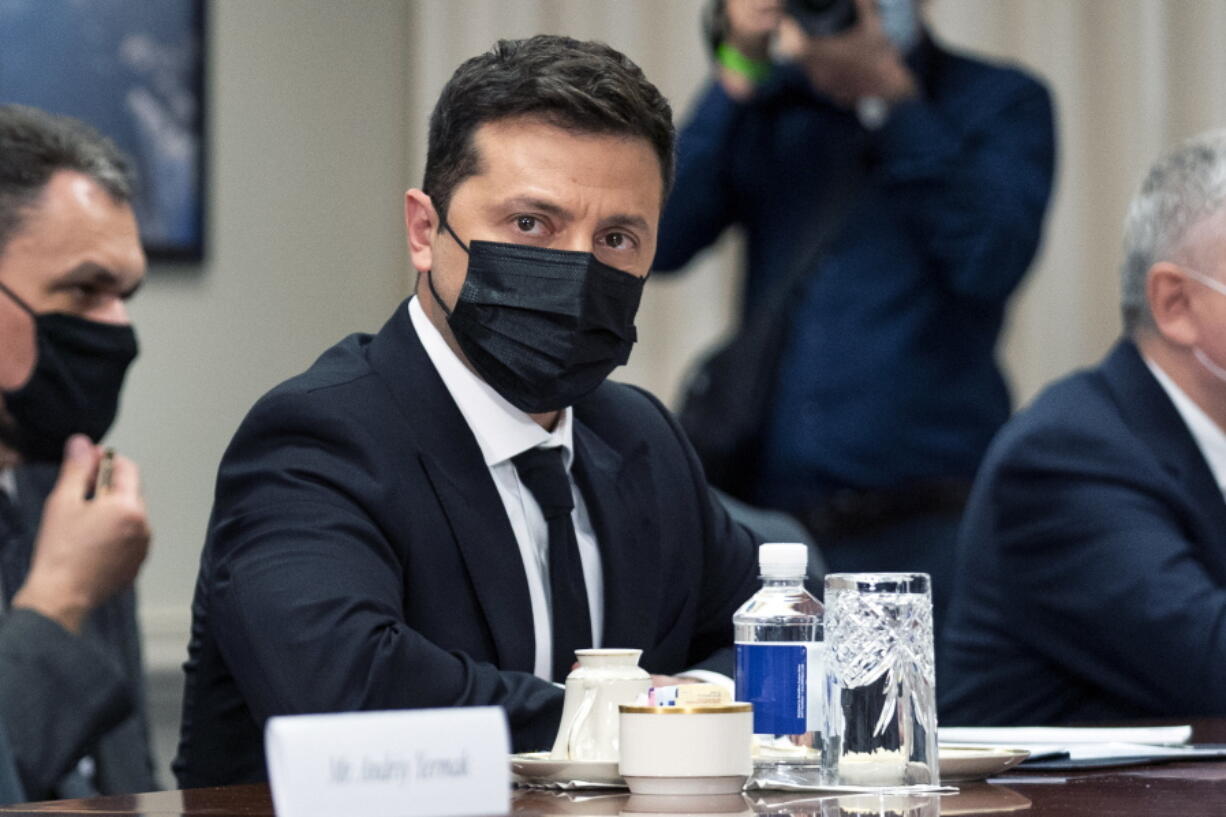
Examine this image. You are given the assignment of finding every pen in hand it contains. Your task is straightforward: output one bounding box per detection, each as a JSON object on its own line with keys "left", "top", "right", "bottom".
{"left": 96, "top": 447, "right": 116, "bottom": 495}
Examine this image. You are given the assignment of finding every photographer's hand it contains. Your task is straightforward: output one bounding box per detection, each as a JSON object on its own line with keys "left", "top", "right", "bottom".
{"left": 796, "top": 0, "right": 917, "bottom": 107}
{"left": 717, "top": 0, "right": 784, "bottom": 100}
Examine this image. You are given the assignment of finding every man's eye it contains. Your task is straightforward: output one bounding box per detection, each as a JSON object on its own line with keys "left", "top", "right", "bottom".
{"left": 601, "top": 231, "right": 636, "bottom": 251}
{"left": 516, "top": 216, "right": 538, "bottom": 233}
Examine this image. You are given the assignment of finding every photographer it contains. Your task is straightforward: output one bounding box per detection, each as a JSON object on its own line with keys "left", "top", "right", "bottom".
{"left": 657, "top": 0, "right": 1055, "bottom": 633}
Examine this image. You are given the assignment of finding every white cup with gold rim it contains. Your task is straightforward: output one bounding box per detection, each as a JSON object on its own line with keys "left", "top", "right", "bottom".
{"left": 618, "top": 703, "right": 753, "bottom": 795}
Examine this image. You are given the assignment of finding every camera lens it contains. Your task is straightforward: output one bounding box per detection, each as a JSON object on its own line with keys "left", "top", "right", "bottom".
{"left": 785, "top": 0, "right": 857, "bottom": 37}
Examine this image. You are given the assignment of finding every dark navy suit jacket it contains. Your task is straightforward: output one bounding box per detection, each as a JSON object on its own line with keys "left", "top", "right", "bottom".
{"left": 174, "top": 300, "right": 760, "bottom": 787}
{"left": 940, "top": 341, "right": 1226, "bottom": 724}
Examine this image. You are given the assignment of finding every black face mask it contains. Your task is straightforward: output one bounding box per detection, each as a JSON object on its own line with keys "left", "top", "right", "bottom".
{"left": 427, "top": 222, "right": 646, "bottom": 414}
{"left": 0, "top": 280, "right": 139, "bottom": 462}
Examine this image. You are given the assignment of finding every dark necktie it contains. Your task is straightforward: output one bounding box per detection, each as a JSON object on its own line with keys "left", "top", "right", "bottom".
{"left": 511, "top": 446, "right": 592, "bottom": 681}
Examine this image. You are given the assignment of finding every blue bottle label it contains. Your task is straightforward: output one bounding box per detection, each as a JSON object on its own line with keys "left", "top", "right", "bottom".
{"left": 735, "top": 642, "right": 822, "bottom": 735}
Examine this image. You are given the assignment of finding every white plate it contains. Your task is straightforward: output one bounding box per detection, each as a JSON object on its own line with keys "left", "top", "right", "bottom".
{"left": 512, "top": 752, "right": 625, "bottom": 788}
{"left": 939, "top": 745, "right": 1031, "bottom": 781}
{"left": 512, "top": 746, "right": 1026, "bottom": 789}
{"left": 624, "top": 775, "right": 747, "bottom": 796}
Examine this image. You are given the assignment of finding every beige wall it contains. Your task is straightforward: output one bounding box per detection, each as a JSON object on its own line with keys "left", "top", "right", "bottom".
{"left": 112, "top": 0, "right": 413, "bottom": 668}
{"left": 116, "top": 0, "right": 1226, "bottom": 667}
{"left": 929, "top": 0, "right": 1226, "bottom": 406}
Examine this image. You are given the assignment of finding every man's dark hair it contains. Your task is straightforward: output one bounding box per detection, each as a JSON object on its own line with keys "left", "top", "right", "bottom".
{"left": 0, "top": 104, "right": 136, "bottom": 255}
{"left": 423, "top": 35, "right": 675, "bottom": 221}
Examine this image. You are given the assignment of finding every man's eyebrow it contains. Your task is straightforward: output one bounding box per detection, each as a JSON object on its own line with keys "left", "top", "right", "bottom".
{"left": 600, "top": 213, "right": 650, "bottom": 233}
{"left": 499, "top": 196, "right": 572, "bottom": 220}
{"left": 57, "top": 262, "right": 142, "bottom": 296}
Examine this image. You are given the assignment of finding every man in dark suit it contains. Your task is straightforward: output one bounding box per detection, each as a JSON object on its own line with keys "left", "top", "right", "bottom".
{"left": 174, "top": 35, "right": 761, "bottom": 787}
{"left": 940, "top": 130, "right": 1226, "bottom": 724}
{"left": 0, "top": 105, "right": 154, "bottom": 800}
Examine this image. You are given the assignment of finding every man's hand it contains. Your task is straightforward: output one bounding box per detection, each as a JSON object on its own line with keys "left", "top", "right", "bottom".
{"left": 789, "top": 0, "right": 918, "bottom": 107}
{"left": 724, "top": 0, "right": 785, "bottom": 60}
{"left": 12, "top": 434, "right": 151, "bottom": 634}
{"left": 717, "top": 0, "right": 784, "bottom": 99}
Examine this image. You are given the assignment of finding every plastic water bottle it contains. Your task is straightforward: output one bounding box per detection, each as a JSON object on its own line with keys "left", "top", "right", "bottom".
{"left": 734, "top": 543, "right": 824, "bottom": 780}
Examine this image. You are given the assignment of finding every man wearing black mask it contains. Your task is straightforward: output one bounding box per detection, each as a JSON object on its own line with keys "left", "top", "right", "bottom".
{"left": 0, "top": 105, "right": 153, "bottom": 801}
{"left": 174, "top": 35, "right": 761, "bottom": 788}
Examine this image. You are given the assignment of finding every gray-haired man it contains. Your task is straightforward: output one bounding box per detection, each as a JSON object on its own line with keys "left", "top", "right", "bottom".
{"left": 0, "top": 104, "right": 154, "bottom": 800}
{"left": 940, "top": 130, "right": 1226, "bottom": 725}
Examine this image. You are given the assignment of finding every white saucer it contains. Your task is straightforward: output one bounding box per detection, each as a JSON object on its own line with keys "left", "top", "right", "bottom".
{"left": 939, "top": 745, "right": 1031, "bottom": 781}
{"left": 511, "top": 752, "right": 625, "bottom": 788}
{"left": 624, "top": 775, "right": 748, "bottom": 796}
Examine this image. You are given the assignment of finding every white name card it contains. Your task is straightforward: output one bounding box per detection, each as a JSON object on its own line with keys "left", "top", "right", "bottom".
{"left": 265, "top": 707, "right": 510, "bottom": 817}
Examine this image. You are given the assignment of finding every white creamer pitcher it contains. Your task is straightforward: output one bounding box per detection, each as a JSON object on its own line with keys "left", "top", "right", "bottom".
{"left": 550, "top": 648, "right": 651, "bottom": 761}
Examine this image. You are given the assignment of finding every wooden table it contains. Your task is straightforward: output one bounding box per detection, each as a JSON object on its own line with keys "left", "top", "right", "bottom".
{"left": 5, "top": 721, "right": 1226, "bottom": 816}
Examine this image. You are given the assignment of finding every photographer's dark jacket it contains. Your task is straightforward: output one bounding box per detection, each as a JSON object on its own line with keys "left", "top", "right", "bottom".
{"left": 656, "top": 35, "right": 1056, "bottom": 511}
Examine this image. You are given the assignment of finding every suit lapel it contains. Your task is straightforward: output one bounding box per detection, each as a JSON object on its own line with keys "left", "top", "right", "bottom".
{"left": 367, "top": 301, "right": 535, "bottom": 672}
{"left": 571, "top": 420, "right": 660, "bottom": 649}
{"left": 1104, "top": 341, "right": 1226, "bottom": 551}
{"left": 418, "top": 451, "right": 536, "bottom": 672}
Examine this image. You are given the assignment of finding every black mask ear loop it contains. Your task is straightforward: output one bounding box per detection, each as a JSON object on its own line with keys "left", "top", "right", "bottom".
{"left": 424, "top": 217, "right": 471, "bottom": 318}
{"left": 0, "top": 279, "right": 37, "bottom": 453}
{"left": 0, "top": 279, "right": 37, "bottom": 318}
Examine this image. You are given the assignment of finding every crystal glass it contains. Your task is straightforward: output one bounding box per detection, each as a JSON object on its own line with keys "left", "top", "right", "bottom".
{"left": 822, "top": 573, "right": 938, "bottom": 787}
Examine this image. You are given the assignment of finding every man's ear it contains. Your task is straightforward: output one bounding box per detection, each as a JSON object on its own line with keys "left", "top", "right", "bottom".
{"left": 404, "top": 189, "right": 438, "bottom": 274}
{"left": 1148, "top": 262, "right": 1199, "bottom": 347}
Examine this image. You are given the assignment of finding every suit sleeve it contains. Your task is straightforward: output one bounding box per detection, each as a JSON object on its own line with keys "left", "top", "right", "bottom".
{"left": 990, "top": 428, "right": 1226, "bottom": 714}
{"left": 0, "top": 608, "right": 132, "bottom": 799}
{"left": 628, "top": 385, "right": 760, "bottom": 674}
{"left": 653, "top": 80, "right": 744, "bottom": 274}
{"left": 205, "top": 390, "right": 563, "bottom": 753}
{"left": 875, "top": 75, "right": 1055, "bottom": 303}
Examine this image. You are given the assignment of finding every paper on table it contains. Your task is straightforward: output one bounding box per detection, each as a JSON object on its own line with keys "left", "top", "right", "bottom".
{"left": 939, "top": 725, "right": 1192, "bottom": 747}
{"left": 1064, "top": 741, "right": 1219, "bottom": 761}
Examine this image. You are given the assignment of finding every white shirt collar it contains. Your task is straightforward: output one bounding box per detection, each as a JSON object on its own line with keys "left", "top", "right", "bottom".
{"left": 1145, "top": 357, "right": 1226, "bottom": 496}
{"left": 0, "top": 468, "right": 14, "bottom": 501}
{"left": 408, "top": 296, "right": 574, "bottom": 469}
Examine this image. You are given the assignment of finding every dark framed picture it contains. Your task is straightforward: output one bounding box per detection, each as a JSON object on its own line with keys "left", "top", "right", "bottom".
{"left": 0, "top": 0, "right": 207, "bottom": 261}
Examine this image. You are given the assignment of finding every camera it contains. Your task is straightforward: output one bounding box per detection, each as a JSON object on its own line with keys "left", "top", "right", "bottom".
{"left": 785, "top": 0, "right": 858, "bottom": 38}
{"left": 786, "top": 0, "right": 919, "bottom": 49}
{"left": 703, "top": 0, "right": 919, "bottom": 59}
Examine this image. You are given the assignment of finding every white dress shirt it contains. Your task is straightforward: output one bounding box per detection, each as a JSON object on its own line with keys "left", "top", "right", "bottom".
{"left": 408, "top": 296, "right": 604, "bottom": 681}
{"left": 1145, "top": 358, "right": 1226, "bottom": 499}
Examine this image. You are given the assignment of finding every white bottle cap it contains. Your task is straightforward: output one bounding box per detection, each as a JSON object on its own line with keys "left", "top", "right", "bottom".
{"left": 758, "top": 543, "right": 808, "bottom": 578}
